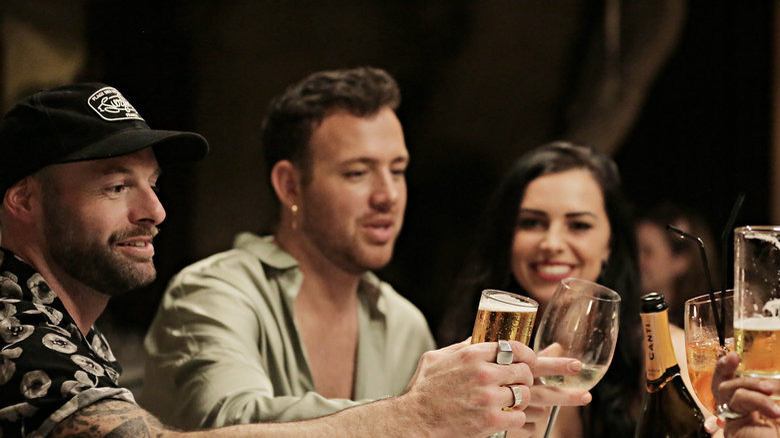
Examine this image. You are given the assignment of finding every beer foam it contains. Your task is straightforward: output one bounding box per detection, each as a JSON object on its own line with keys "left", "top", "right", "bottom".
{"left": 743, "top": 230, "right": 780, "bottom": 251}
{"left": 480, "top": 295, "right": 537, "bottom": 313}
{"left": 735, "top": 317, "right": 780, "bottom": 331}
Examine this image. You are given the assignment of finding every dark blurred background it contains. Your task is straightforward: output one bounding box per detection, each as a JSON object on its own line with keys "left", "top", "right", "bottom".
{"left": 1, "top": 0, "right": 775, "bottom": 393}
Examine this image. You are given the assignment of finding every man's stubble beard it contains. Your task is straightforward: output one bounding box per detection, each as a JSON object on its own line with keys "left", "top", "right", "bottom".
{"left": 302, "top": 221, "right": 396, "bottom": 275}
{"left": 42, "top": 199, "right": 157, "bottom": 297}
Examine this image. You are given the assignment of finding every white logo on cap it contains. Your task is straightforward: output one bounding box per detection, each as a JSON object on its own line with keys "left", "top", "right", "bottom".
{"left": 87, "top": 87, "right": 145, "bottom": 122}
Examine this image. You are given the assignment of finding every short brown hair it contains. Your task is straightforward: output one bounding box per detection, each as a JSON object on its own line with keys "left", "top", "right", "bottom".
{"left": 261, "top": 66, "right": 401, "bottom": 186}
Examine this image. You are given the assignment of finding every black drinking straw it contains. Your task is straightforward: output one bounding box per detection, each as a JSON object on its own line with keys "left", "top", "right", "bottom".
{"left": 718, "top": 193, "right": 745, "bottom": 345}
{"left": 665, "top": 224, "right": 725, "bottom": 346}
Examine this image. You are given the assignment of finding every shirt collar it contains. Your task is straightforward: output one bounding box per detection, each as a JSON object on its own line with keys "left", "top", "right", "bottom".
{"left": 233, "top": 233, "right": 298, "bottom": 270}
{"left": 233, "top": 233, "right": 385, "bottom": 316}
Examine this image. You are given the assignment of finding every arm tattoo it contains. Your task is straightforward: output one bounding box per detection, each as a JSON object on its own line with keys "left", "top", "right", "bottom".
{"left": 50, "top": 399, "right": 173, "bottom": 438}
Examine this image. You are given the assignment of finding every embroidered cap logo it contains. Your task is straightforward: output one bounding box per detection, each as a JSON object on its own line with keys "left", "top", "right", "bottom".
{"left": 87, "top": 87, "right": 145, "bottom": 122}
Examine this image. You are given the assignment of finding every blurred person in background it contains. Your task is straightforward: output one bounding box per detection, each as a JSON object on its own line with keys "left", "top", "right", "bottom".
{"left": 635, "top": 201, "right": 720, "bottom": 327}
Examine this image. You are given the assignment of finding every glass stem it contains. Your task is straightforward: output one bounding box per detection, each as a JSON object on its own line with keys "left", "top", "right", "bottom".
{"left": 543, "top": 405, "right": 561, "bottom": 438}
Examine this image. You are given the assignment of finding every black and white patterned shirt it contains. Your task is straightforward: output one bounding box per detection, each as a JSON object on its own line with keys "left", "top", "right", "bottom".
{"left": 0, "top": 248, "right": 134, "bottom": 438}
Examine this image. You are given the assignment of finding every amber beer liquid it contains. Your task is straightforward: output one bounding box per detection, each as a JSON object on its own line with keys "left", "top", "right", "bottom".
{"left": 735, "top": 318, "right": 780, "bottom": 409}
{"left": 736, "top": 318, "right": 780, "bottom": 380}
{"left": 471, "top": 290, "right": 537, "bottom": 345}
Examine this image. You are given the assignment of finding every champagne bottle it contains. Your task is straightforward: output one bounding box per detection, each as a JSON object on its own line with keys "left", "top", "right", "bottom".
{"left": 634, "top": 292, "right": 710, "bottom": 438}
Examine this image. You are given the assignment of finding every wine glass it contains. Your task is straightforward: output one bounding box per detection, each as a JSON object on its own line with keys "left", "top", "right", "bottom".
{"left": 533, "top": 278, "right": 621, "bottom": 438}
{"left": 684, "top": 290, "right": 733, "bottom": 415}
{"left": 470, "top": 289, "right": 539, "bottom": 438}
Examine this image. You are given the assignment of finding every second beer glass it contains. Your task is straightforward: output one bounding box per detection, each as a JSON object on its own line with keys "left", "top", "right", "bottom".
{"left": 734, "top": 226, "right": 780, "bottom": 408}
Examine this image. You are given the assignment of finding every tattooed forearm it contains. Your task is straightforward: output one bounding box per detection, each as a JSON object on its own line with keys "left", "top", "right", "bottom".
{"left": 51, "top": 400, "right": 173, "bottom": 438}
{"left": 103, "top": 418, "right": 156, "bottom": 438}
{"left": 48, "top": 398, "right": 321, "bottom": 438}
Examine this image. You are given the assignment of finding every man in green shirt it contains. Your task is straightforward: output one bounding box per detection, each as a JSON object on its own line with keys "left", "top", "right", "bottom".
{"left": 143, "top": 66, "right": 439, "bottom": 428}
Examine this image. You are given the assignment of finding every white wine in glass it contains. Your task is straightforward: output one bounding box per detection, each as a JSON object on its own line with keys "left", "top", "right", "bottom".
{"left": 533, "top": 278, "right": 621, "bottom": 438}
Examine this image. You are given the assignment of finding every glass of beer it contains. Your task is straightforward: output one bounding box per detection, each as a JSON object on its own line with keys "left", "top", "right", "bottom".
{"left": 471, "top": 289, "right": 538, "bottom": 345}
{"left": 684, "top": 290, "right": 734, "bottom": 414}
{"left": 734, "top": 226, "right": 780, "bottom": 405}
{"left": 471, "top": 289, "right": 538, "bottom": 438}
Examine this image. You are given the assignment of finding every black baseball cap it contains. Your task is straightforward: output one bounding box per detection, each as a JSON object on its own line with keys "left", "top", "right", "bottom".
{"left": 0, "top": 82, "right": 209, "bottom": 195}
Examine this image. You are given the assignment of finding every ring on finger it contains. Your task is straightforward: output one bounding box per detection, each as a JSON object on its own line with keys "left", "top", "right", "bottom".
{"left": 496, "top": 340, "right": 513, "bottom": 365}
{"left": 717, "top": 402, "right": 744, "bottom": 421}
{"left": 503, "top": 384, "right": 524, "bottom": 411}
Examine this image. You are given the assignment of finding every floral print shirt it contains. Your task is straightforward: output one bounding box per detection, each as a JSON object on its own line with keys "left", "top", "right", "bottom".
{"left": 0, "top": 248, "right": 135, "bottom": 438}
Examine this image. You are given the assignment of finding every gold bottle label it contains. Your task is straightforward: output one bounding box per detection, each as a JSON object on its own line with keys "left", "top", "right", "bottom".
{"left": 640, "top": 308, "right": 678, "bottom": 381}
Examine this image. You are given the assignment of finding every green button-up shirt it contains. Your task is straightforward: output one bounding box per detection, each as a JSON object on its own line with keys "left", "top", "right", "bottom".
{"left": 142, "top": 233, "right": 435, "bottom": 429}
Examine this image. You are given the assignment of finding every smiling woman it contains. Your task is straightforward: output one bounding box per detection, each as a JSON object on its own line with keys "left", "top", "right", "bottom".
{"left": 438, "top": 141, "right": 642, "bottom": 438}
{"left": 511, "top": 169, "right": 612, "bottom": 307}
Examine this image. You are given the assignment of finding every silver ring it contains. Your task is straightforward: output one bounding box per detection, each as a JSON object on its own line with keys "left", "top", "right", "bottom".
{"left": 504, "top": 384, "right": 523, "bottom": 410}
{"left": 717, "top": 402, "right": 744, "bottom": 420}
{"left": 496, "top": 340, "right": 513, "bottom": 365}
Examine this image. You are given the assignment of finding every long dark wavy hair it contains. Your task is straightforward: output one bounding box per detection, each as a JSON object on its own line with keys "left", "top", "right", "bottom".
{"left": 438, "top": 141, "right": 642, "bottom": 437}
